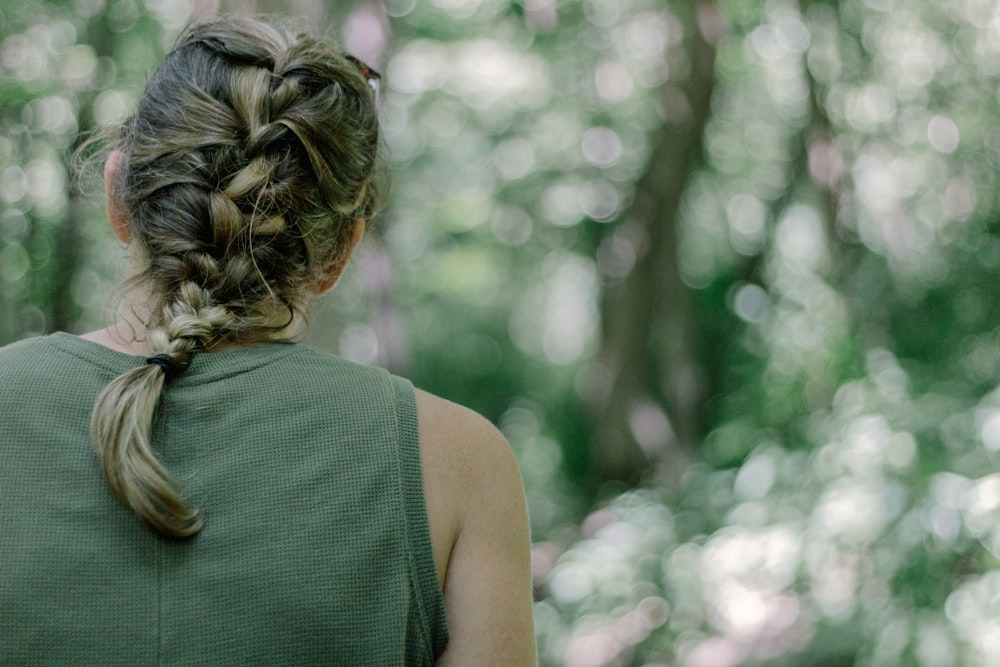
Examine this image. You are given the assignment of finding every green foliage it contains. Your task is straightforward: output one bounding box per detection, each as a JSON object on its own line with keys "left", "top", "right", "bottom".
{"left": 532, "top": 1, "right": 1000, "bottom": 665}
{"left": 0, "top": 0, "right": 171, "bottom": 339}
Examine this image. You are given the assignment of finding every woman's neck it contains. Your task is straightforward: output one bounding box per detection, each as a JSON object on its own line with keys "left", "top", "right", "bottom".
{"left": 81, "top": 258, "right": 305, "bottom": 355}
{"left": 79, "top": 317, "right": 301, "bottom": 356}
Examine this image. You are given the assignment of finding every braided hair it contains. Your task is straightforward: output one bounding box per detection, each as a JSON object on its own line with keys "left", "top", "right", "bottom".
{"left": 90, "top": 18, "right": 386, "bottom": 537}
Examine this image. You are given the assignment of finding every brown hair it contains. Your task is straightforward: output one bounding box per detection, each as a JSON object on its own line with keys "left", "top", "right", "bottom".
{"left": 90, "top": 18, "right": 386, "bottom": 537}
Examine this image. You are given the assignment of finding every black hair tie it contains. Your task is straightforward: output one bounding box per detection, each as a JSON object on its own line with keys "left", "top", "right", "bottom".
{"left": 145, "top": 353, "right": 183, "bottom": 382}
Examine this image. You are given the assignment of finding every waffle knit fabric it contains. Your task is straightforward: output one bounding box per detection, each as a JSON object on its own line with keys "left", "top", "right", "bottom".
{"left": 0, "top": 332, "right": 449, "bottom": 665}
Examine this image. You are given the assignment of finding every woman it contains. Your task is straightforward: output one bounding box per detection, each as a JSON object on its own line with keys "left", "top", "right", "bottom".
{"left": 0, "top": 17, "right": 535, "bottom": 665}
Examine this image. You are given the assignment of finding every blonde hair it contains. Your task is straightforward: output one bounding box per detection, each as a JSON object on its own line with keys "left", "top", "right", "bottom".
{"left": 90, "top": 18, "right": 386, "bottom": 537}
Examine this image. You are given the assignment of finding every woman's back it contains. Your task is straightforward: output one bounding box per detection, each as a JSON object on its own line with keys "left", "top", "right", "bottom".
{"left": 0, "top": 333, "right": 447, "bottom": 664}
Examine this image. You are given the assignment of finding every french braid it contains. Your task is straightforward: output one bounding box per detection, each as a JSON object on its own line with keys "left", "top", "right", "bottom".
{"left": 90, "top": 18, "right": 386, "bottom": 537}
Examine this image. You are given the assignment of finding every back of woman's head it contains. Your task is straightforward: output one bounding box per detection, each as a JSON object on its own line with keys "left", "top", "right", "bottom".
{"left": 119, "top": 18, "right": 384, "bottom": 347}
{"left": 92, "top": 17, "right": 386, "bottom": 537}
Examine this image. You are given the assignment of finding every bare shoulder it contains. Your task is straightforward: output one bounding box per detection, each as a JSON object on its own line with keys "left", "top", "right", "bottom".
{"left": 413, "top": 388, "right": 523, "bottom": 578}
{"left": 413, "top": 389, "right": 537, "bottom": 666}
{"left": 414, "top": 388, "right": 520, "bottom": 485}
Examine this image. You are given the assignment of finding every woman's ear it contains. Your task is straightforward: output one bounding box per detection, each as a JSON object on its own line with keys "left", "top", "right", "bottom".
{"left": 105, "top": 149, "right": 131, "bottom": 244}
{"left": 313, "top": 219, "right": 366, "bottom": 294}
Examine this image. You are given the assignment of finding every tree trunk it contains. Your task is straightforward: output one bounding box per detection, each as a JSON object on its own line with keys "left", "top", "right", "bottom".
{"left": 48, "top": 16, "right": 115, "bottom": 333}
{"left": 48, "top": 194, "right": 85, "bottom": 333}
{"left": 590, "top": 2, "right": 722, "bottom": 484}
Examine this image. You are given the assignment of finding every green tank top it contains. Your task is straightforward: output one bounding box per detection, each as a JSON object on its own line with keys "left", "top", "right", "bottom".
{"left": 0, "top": 332, "right": 449, "bottom": 665}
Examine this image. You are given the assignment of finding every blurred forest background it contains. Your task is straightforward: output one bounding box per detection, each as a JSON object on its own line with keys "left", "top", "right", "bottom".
{"left": 3, "top": 0, "right": 1000, "bottom": 664}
